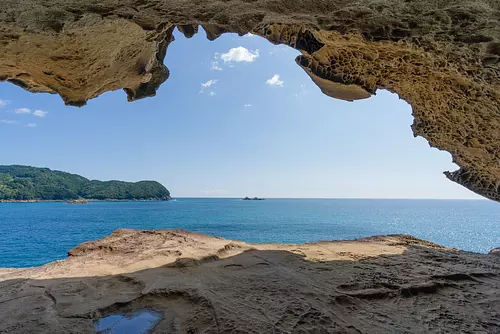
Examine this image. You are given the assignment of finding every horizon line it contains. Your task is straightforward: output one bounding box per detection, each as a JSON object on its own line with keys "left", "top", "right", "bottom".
{"left": 172, "top": 196, "right": 487, "bottom": 201}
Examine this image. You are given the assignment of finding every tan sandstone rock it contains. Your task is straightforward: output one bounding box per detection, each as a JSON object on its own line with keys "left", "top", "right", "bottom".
{"left": 0, "top": 0, "right": 499, "bottom": 200}
{"left": 0, "top": 229, "right": 499, "bottom": 333}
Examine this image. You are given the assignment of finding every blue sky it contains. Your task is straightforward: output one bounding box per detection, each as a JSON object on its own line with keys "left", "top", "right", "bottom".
{"left": 0, "top": 29, "right": 481, "bottom": 199}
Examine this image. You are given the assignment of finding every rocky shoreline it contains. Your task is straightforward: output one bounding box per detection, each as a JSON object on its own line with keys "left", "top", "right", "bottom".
{"left": 0, "top": 197, "right": 173, "bottom": 203}
{"left": 0, "top": 229, "right": 498, "bottom": 333}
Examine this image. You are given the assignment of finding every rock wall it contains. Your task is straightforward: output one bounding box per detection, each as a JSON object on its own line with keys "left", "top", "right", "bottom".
{"left": 0, "top": 0, "right": 499, "bottom": 200}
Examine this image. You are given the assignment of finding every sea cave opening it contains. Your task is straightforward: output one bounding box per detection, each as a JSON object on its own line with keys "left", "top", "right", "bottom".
{"left": 1, "top": 3, "right": 500, "bottom": 332}
{"left": 0, "top": 27, "right": 497, "bottom": 269}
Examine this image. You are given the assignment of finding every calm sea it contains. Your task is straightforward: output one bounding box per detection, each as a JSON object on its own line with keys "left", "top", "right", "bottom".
{"left": 0, "top": 199, "right": 498, "bottom": 268}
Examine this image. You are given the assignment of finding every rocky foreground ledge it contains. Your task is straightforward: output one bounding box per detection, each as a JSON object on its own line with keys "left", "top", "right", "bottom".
{"left": 0, "top": 229, "right": 499, "bottom": 333}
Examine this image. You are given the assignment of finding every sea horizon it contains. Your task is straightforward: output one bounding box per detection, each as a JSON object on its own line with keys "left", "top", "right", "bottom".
{"left": 0, "top": 197, "right": 489, "bottom": 203}
{"left": 175, "top": 197, "right": 488, "bottom": 200}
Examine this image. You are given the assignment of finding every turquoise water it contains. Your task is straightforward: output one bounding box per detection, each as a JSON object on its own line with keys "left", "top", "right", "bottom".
{"left": 0, "top": 199, "right": 499, "bottom": 268}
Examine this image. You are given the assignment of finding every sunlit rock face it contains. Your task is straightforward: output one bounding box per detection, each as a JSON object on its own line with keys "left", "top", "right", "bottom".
{"left": 0, "top": 0, "right": 499, "bottom": 201}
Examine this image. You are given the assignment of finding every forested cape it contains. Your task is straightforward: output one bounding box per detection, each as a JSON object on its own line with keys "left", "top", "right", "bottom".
{"left": 0, "top": 165, "right": 171, "bottom": 201}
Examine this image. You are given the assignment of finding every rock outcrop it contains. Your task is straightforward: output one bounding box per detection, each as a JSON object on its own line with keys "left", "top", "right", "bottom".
{"left": 0, "top": 0, "right": 499, "bottom": 200}
{"left": 0, "top": 229, "right": 499, "bottom": 333}
{"left": 66, "top": 199, "right": 88, "bottom": 204}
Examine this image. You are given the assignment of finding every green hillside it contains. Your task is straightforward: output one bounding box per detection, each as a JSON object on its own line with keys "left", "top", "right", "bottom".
{"left": 0, "top": 165, "right": 171, "bottom": 201}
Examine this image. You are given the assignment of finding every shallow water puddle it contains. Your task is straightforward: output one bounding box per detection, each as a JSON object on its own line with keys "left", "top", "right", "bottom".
{"left": 94, "top": 309, "right": 163, "bottom": 333}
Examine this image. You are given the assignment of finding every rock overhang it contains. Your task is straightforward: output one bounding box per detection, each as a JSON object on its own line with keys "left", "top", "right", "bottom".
{"left": 0, "top": 0, "right": 498, "bottom": 201}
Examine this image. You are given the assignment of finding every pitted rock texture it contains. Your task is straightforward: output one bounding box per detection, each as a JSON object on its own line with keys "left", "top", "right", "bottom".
{"left": 0, "top": 0, "right": 499, "bottom": 201}
{"left": 0, "top": 229, "right": 499, "bottom": 333}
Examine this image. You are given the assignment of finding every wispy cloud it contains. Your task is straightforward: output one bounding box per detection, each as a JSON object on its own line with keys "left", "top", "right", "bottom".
{"left": 201, "top": 79, "right": 218, "bottom": 89}
{"left": 26, "top": 123, "right": 37, "bottom": 128}
{"left": 266, "top": 74, "right": 284, "bottom": 87}
{"left": 15, "top": 108, "right": 31, "bottom": 114}
{"left": 0, "top": 99, "right": 8, "bottom": 108}
{"left": 269, "top": 44, "right": 290, "bottom": 56}
{"left": 244, "top": 104, "right": 252, "bottom": 107}
{"left": 12, "top": 108, "right": 49, "bottom": 118}
{"left": 200, "top": 79, "right": 218, "bottom": 97}
{"left": 292, "top": 84, "right": 309, "bottom": 99}
{"left": 33, "top": 110, "right": 48, "bottom": 118}
{"left": 211, "top": 60, "right": 223, "bottom": 71}
{"left": 1, "top": 119, "right": 19, "bottom": 125}
{"left": 243, "top": 33, "right": 256, "bottom": 38}
{"left": 200, "top": 189, "right": 231, "bottom": 195}
{"left": 220, "top": 47, "right": 259, "bottom": 63}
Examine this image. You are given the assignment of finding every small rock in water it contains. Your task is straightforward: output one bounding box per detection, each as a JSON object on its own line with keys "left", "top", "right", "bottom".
{"left": 67, "top": 199, "right": 89, "bottom": 204}
{"left": 94, "top": 309, "right": 163, "bottom": 334}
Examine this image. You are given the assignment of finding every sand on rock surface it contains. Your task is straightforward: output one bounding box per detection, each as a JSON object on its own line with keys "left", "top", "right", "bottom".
{"left": 0, "top": 229, "right": 499, "bottom": 333}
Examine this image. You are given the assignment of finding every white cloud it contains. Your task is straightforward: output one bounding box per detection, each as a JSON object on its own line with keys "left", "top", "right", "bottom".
{"left": 201, "top": 79, "right": 218, "bottom": 88}
{"left": 200, "top": 80, "right": 218, "bottom": 96}
{"left": 0, "top": 99, "right": 8, "bottom": 108}
{"left": 243, "top": 33, "right": 256, "bottom": 38}
{"left": 1, "top": 119, "right": 18, "bottom": 125}
{"left": 211, "top": 61, "right": 223, "bottom": 71}
{"left": 26, "top": 123, "right": 37, "bottom": 128}
{"left": 244, "top": 104, "right": 252, "bottom": 107}
{"left": 33, "top": 110, "right": 48, "bottom": 118}
{"left": 266, "top": 74, "right": 284, "bottom": 87}
{"left": 220, "top": 47, "right": 259, "bottom": 63}
{"left": 15, "top": 108, "right": 31, "bottom": 114}
{"left": 201, "top": 189, "right": 231, "bottom": 195}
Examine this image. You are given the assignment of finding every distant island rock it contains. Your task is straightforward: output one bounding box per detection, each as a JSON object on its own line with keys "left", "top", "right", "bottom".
{"left": 243, "top": 197, "right": 265, "bottom": 201}
{"left": 67, "top": 199, "right": 89, "bottom": 205}
{"left": 0, "top": 165, "right": 171, "bottom": 202}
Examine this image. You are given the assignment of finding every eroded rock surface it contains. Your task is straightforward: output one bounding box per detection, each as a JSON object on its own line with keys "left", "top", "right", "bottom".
{"left": 0, "top": 0, "right": 499, "bottom": 200}
{"left": 0, "top": 229, "right": 499, "bottom": 333}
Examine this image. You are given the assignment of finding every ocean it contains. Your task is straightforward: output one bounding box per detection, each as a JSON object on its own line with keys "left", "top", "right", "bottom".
{"left": 0, "top": 198, "right": 499, "bottom": 268}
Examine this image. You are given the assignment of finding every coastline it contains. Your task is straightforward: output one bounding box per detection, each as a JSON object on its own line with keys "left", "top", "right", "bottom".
{"left": 0, "top": 229, "right": 499, "bottom": 333}
{"left": 0, "top": 197, "right": 173, "bottom": 203}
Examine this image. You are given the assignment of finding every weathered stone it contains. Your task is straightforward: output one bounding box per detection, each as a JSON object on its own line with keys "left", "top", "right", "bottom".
{"left": 2, "top": 230, "right": 500, "bottom": 333}
{"left": 0, "top": 0, "right": 499, "bottom": 201}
